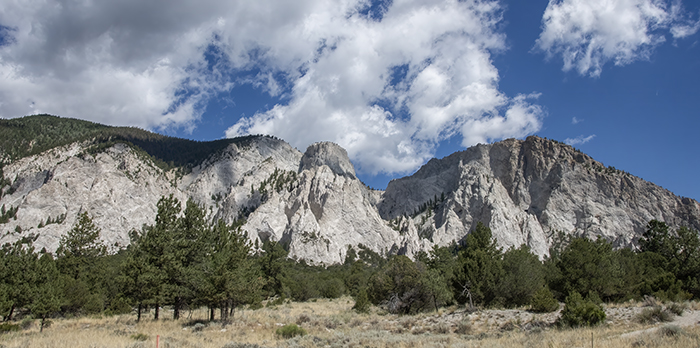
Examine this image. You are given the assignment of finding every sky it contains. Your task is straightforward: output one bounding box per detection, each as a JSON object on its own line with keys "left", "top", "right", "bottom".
{"left": 0, "top": 0, "right": 699, "bottom": 200}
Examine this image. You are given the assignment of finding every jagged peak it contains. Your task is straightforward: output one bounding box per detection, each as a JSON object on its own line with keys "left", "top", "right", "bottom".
{"left": 300, "top": 142, "right": 356, "bottom": 178}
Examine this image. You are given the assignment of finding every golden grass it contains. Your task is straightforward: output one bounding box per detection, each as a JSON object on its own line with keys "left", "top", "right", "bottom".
{"left": 1, "top": 298, "right": 698, "bottom": 348}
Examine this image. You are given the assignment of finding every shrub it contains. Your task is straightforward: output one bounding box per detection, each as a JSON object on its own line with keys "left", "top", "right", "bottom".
{"left": 0, "top": 322, "right": 20, "bottom": 333}
{"left": 130, "top": 333, "right": 149, "bottom": 341}
{"left": 636, "top": 306, "right": 674, "bottom": 324}
{"left": 222, "top": 343, "right": 264, "bottom": 348}
{"left": 20, "top": 318, "right": 34, "bottom": 330}
{"left": 106, "top": 297, "right": 132, "bottom": 315}
{"left": 558, "top": 292, "right": 606, "bottom": 327}
{"left": 352, "top": 288, "right": 370, "bottom": 313}
{"left": 276, "top": 324, "right": 306, "bottom": 339}
{"left": 667, "top": 302, "right": 687, "bottom": 316}
{"left": 454, "top": 321, "right": 472, "bottom": 335}
{"left": 659, "top": 324, "right": 683, "bottom": 337}
{"left": 530, "top": 287, "right": 559, "bottom": 313}
{"left": 321, "top": 278, "right": 345, "bottom": 299}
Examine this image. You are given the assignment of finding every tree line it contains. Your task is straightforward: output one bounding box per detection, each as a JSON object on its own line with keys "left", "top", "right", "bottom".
{"left": 1, "top": 196, "right": 699, "bottom": 329}
{"left": 0, "top": 114, "right": 260, "bottom": 172}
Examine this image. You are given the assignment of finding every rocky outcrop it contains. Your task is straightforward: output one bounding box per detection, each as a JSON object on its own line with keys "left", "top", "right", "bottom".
{"left": 378, "top": 137, "right": 700, "bottom": 256}
{"left": 1, "top": 135, "right": 698, "bottom": 263}
{"left": 241, "top": 142, "right": 429, "bottom": 264}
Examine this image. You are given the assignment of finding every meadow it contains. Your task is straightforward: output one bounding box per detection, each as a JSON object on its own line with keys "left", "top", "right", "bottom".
{"left": 2, "top": 297, "right": 699, "bottom": 348}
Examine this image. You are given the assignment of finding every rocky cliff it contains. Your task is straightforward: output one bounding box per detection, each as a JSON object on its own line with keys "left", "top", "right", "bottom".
{"left": 1, "top": 132, "right": 698, "bottom": 264}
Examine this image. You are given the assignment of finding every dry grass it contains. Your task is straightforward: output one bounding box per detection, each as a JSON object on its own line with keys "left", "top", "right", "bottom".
{"left": 1, "top": 298, "right": 699, "bottom": 348}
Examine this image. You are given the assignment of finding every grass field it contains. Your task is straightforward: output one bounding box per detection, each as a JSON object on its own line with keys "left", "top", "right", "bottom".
{"left": 1, "top": 298, "right": 699, "bottom": 348}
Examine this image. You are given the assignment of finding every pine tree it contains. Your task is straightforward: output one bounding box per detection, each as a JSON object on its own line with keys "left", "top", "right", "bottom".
{"left": 0, "top": 239, "right": 40, "bottom": 320}
{"left": 56, "top": 211, "right": 107, "bottom": 280}
{"left": 453, "top": 222, "right": 503, "bottom": 307}
{"left": 56, "top": 211, "right": 108, "bottom": 314}
{"left": 204, "top": 220, "right": 263, "bottom": 320}
{"left": 30, "top": 253, "right": 61, "bottom": 331}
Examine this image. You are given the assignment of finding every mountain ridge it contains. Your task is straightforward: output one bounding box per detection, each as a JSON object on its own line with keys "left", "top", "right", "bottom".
{"left": 1, "top": 115, "right": 698, "bottom": 264}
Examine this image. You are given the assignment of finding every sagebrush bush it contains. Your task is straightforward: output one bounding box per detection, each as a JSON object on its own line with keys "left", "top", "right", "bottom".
{"left": 667, "top": 302, "right": 687, "bottom": 316}
{"left": 530, "top": 287, "right": 559, "bottom": 313}
{"left": 558, "top": 292, "right": 606, "bottom": 327}
{"left": 454, "top": 321, "right": 472, "bottom": 335}
{"left": 636, "top": 306, "right": 674, "bottom": 324}
{"left": 276, "top": 324, "right": 306, "bottom": 338}
{"left": 659, "top": 324, "right": 683, "bottom": 337}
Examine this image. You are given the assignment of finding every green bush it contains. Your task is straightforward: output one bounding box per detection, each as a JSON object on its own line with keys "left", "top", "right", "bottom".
{"left": 130, "top": 333, "right": 149, "bottom": 341}
{"left": 275, "top": 324, "right": 306, "bottom": 339}
{"left": 0, "top": 322, "right": 20, "bottom": 333}
{"left": 530, "top": 287, "right": 559, "bottom": 313}
{"left": 83, "top": 293, "right": 104, "bottom": 314}
{"left": 558, "top": 292, "right": 606, "bottom": 327}
{"left": 20, "top": 318, "right": 34, "bottom": 330}
{"left": 352, "top": 288, "right": 370, "bottom": 313}
{"left": 106, "top": 297, "right": 132, "bottom": 315}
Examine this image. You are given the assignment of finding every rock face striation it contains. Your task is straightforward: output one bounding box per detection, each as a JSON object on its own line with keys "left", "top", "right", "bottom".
{"left": 1, "top": 135, "right": 699, "bottom": 264}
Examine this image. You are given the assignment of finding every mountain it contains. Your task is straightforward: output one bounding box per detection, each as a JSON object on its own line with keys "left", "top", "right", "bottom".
{"left": 1, "top": 115, "right": 698, "bottom": 264}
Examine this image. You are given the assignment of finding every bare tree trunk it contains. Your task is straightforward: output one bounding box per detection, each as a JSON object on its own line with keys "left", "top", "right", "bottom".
{"left": 6, "top": 304, "right": 15, "bottom": 321}
{"left": 154, "top": 303, "right": 159, "bottom": 320}
{"left": 173, "top": 297, "right": 181, "bottom": 320}
{"left": 210, "top": 307, "right": 215, "bottom": 321}
{"left": 137, "top": 303, "right": 142, "bottom": 322}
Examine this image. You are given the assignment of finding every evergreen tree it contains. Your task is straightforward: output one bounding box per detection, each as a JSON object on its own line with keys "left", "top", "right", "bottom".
{"left": 203, "top": 219, "right": 264, "bottom": 320}
{"left": 119, "top": 233, "right": 158, "bottom": 322}
{"left": 555, "top": 237, "right": 622, "bottom": 302}
{"left": 56, "top": 211, "right": 108, "bottom": 314}
{"left": 133, "top": 195, "right": 181, "bottom": 320}
{"left": 0, "top": 239, "right": 40, "bottom": 321}
{"left": 258, "top": 241, "right": 288, "bottom": 297}
{"left": 30, "top": 253, "right": 61, "bottom": 331}
{"left": 168, "top": 199, "right": 208, "bottom": 320}
{"left": 497, "top": 245, "right": 545, "bottom": 307}
{"left": 453, "top": 222, "right": 503, "bottom": 307}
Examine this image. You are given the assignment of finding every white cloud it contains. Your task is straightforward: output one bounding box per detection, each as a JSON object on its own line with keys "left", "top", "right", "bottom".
{"left": 572, "top": 117, "right": 582, "bottom": 124}
{"left": 225, "top": 0, "right": 544, "bottom": 174}
{"left": 0, "top": 0, "right": 234, "bottom": 130}
{"left": 565, "top": 134, "right": 596, "bottom": 145}
{"left": 535, "top": 0, "right": 699, "bottom": 77}
{"left": 0, "top": 0, "right": 544, "bottom": 175}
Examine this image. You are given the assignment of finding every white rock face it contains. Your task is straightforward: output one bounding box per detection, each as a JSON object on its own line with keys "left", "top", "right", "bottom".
{"left": 242, "top": 142, "right": 420, "bottom": 265}
{"left": 1, "top": 135, "right": 698, "bottom": 263}
{"left": 0, "top": 143, "right": 182, "bottom": 251}
{"left": 379, "top": 137, "right": 700, "bottom": 257}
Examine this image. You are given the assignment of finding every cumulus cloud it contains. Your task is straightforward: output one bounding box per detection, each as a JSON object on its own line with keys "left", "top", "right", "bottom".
{"left": 0, "top": 0, "right": 544, "bottom": 175}
{"left": 535, "top": 0, "right": 699, "bottom": 77}
{"left": 0, "top": 0, "right": 235, "bottom": 130}
{"left": 565, "top": 134, "right": 596, "bottom": 145}
{"left": 224, "top": 0, "right": 544, "bottom": 174}
{"left": 571, "top": 117, "right": 582, "bottom": 124}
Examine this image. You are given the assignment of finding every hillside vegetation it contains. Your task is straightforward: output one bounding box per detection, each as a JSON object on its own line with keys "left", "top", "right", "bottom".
{"left": 0, "top": 114, "right": 257, "bottom": 171}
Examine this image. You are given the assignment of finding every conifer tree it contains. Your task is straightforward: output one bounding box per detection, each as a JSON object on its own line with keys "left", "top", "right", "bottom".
{"left": 0, "top": 238, "right": 40, "bottom": 320}
{"left": 30, "top": 253, "right": 61, "bottom": 331}
{"left": 453, "top": 222, "right": 503, "bottom": 307}
{"left": 56, "top": 211, "right": 108, "bottom": 314}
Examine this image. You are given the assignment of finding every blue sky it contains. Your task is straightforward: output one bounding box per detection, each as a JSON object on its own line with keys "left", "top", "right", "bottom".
{"left": 1, "top": 0, "right": 699, "bottom": 200}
